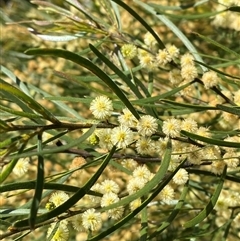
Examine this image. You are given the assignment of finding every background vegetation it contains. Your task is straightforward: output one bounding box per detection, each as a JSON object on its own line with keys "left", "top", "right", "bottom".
{"left": 0, "top": 0, "right": 240, "bottom": 240}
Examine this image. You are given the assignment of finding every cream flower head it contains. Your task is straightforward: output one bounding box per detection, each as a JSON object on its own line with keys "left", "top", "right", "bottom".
{"left": 90, "top": 96, "right": 113, "bottom": 119}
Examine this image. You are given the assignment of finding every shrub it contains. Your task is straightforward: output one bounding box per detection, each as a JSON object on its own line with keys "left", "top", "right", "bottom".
{"left": 1, "top": 1, "right": 239, "bottom": 240}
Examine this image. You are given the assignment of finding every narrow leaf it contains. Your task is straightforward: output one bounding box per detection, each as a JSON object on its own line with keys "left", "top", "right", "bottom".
{"left": 89, "top": 147, "right": 187, "bottom": 241}
{"left": 0, "top": 80, "right": 60, "bottom": 124}
{"left": 12, "top": 145, "right": 116, "bottom": 229}
{"left": 99, "top": 0, "right": 118, "bottom": 26}
{"left": 1, "top": 79, "right": 38, "bottom": 115}
{"left": 33, "top": 34, "right": 78, "bottom": 42}
{"left": 131, "top": 81, "right": 192, "bottom": 105}
{"left": 149, "top": 0, "right": 209, "bottom": 11}
{"left": 1, "top": 65, "right": 31, "bottom": 96}
{"left": 101, "top": 139, "right": 172, "bottom": 212}
{"left": 25, "top": 48, "right": 140, "bottom": 119}
{"left": 26, "top": 81, "right": 85, "bottom": 120}
{"left": 0, "top": 136, "right": 22, "bottom": 149}
{"left": 161, "top": 99, "right": 217, "bottom": 111}
{"left": 0, "top": 181, "right": 100, "bottom": 196}
{"left": 217, "top": 104, "right": 240, "bottom": 116}
{"left": 228, "top": 6, "right": 240, "bottom": 13}
{"left": 140, "top": 207, "right": 148, "bottom": 241}
{"left": 134, "top": 0, "right": 207, "bottom": 72}
{"left": 8, "top": 125, "right": 96, "bottom": 160}
{"left": 148, "top": 183, "right": 189, "bottom": 239}
{"left": 0, "top": 105, "right": 42, "bottom": 119}
{"left": 111, "top": 0, "right": 165, "bottom": 49}
{"left": 29, "top": 133, "right": 44, "bottom": 230}
{"left": 0, "top": 144, "right": 27, "bottom": 184}
{"left": 111, "top": 1, "right": 122, "bottom": 30}
{"left": 0, "top": 119, "right": 10, "bottom": 129}
{"left": 31, "top": 1, "right": 73, "bottom": 17}
{"left": 0, "top": 209, "right": 46, "bottom": 217}
{"left": 181, "top": 130, "right": 240, "bottom": 148}
{"left": 193, "top": 32, "right": 240, "bottom": 59}
{"left": 187, "top": 169, "right": 240, "bottom": 183}
{"left": 155, "top": 10, "right": 223, "bottom": 20}
{"left": 195, "top": 60, "right": 240, "bottom": 80}
{"left": 184, "top": 167, "right": 226, "bottom": 228}
{"left": 89, "top": 44, "right": 143, "bottom": 99}
{"left": 66, "top": 0, "right": 110, "bottom": 29}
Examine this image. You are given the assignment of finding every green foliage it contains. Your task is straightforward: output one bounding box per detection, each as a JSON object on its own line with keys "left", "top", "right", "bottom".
{"left": 0, "top": 0, "right": 240, "bottom": 241}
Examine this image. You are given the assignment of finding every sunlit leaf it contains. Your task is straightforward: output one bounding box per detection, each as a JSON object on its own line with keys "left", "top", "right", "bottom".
{"left": 25, "top": 48, "right": 140, "bottom": 120}
{"left": 111, "top": 0, "right": 165, "bottom": 49}
{"left": 193, "top": 32, "right": 240, "bottom": 59}
{"left": 181, "top": 130, "right": 240, "bottom": 148}
{"left": 0, "top": 79, "right": 60, "bottom": 124}
{"left": 29, "top": 134, "right": 44, "bottom": 229}
{"left": 184, "top": 167, "right": 226, "bottom": 228}
{"left": 228, "top": 6, "right": 240, "bottom": 12}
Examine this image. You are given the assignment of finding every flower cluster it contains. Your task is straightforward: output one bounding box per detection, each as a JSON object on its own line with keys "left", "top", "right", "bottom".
{"left": 144, "top": 32, "right": 157, "bottom": 48}
{"left": 159, "top": 185, "right": 175, "bottom": 205}
{"left": 214, "top": 188, "right": 240, "bottom": 231}
{"left": 121, "top": 44, "right": 138, "bottom": 59}
{"left": 121, "top": 158, "right": 139, "bottom": 171}
{"left": 223, "top": 151, "right": 240, "bottom": 168}
{"left": 137, "top": 34, "right": 180, "bottom": 70}
{"left": 111, "top": 125, "right": 134, "bottom": 148}
{"left": 39, "top": 25, "right": 240, "bottom": 241}
{"left": 49, "top": 191, "right": 69, "bottom": 208}
{"left": 90, "top": 179, "right": 123, "bottom": 220}
{"left": 47, "top": 221, "right": 69, "bottom": 241}
{"left": 212, "top": 0, "right": 240, "bottom": 31}
{"left": 162, "top": 117, "right": 209, "bottom": 144}
{"left": 136, "top": 136, "right": 155, "bottom": 155}
{"left": 137, "top": 115, "right": 158, "bottom": 136}
{"left": 202, "top": 71, "right": 221, "bottom": 89}
{"left": 100, "top": 179, "right": 120, "bottom": 194}
{"left": 90, "top": 96, "right": 113, "bottom": 120}
{"left": 13, "top": 158, "right": 29, "bottom": 177}
{"left": 138, "top": 49, "right": 157, "bottom": 70}
{"left": 156, "top": 49, "right": 172, "bottom": 66}
{"left": 82, "top": 208, "right": 102, "bottom": 231}
{"left": 211, "top": 161, "right": 226, "bottom": 175}
{"left": 169, "top": 69, "right": 182, "bottom": 86}
{"left": 45, "top": 85, "right": 238, "bottom": 240}
{"left": 173, "top": 168, "right": 189, "bottom": 185}
{"left": 118, "top": 108, "right": 138, "bottom": 127}
{"left": 4, "top": 2, "right": 240, "bottom": 241}
{"left": 90, "top": 97, "right": 161, "bottom": 152}
{"left": 127, "top": 165, "right": 153, "bottom": 194}
{"left": 96, "top": 128, "right": 113, "bottom": 150}
{"left": 162, "top": 118, "right": 181, "bottom": 138}
{"left": 71, "top": 208, "right": 102, "bottom": 233}
{"left": 180, "top": 53, "right": 198, "bottom": 82}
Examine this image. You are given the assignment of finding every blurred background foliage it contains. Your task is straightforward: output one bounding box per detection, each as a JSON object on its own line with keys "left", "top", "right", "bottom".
{"left": 0, "top": 0, "right": 240, "bottom": 241}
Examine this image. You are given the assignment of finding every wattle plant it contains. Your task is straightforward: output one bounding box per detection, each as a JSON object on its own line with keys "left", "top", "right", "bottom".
{"left": 0, "top": 1, "right": 240, "bottom": 240}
